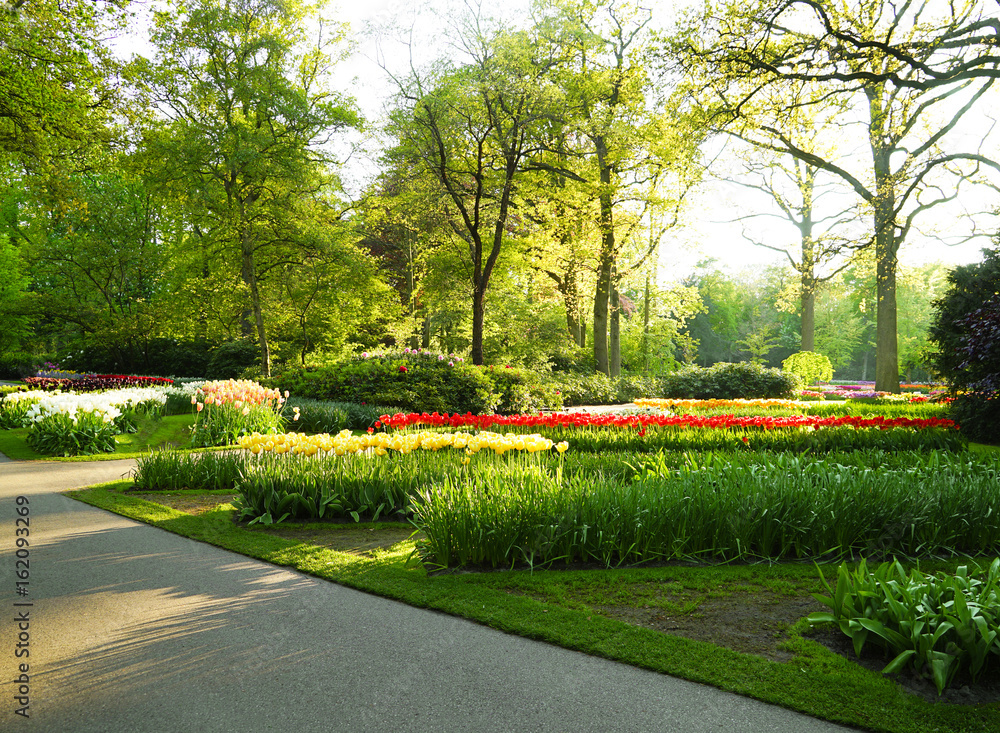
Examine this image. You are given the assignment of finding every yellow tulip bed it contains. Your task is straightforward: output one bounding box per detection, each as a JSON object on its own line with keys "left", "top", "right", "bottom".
{"left": 237, "top": 429, "right": 569, "bottom": 458}
{"left": 634, "top": 397, "right": 812, "bottom": 411}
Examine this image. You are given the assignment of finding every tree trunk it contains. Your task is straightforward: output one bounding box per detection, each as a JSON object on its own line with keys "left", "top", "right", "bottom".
{"left": 643, "top": 272, "right": 651, "bottom": 374}
{"left": 240, "top": 238, "right": 271, "bottom": 377}
{"left": 471, "top": 282, "right": 486, "bottom": 366}
{"left": 593, "top": 248, "right": 612, "bottom": 375}
{"left": 592, "top": 136, "right": 615, "bottom": 376}
{"left": 868, "top": 89, "right": 900, "bottom": 393}
{"left": 799, "top": 177, "right": 816, "bottom": 353}
{"left": 609, "top": 272, "right": 621, "bottom": 379}
{"left": 800, "top": 284, "right": 816, "bottom": 353}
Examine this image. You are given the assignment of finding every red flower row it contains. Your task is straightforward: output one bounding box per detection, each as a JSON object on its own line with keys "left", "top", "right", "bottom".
{"left": 378, "top": 411, "right": 958, "bottom": 433}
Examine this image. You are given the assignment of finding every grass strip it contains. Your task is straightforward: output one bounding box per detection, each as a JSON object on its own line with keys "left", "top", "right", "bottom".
{"left": 0, "top": 414, "right": 210, "bottom": 461}
{"left": 67, "top": 484, "right": 1000, "bottom": 733}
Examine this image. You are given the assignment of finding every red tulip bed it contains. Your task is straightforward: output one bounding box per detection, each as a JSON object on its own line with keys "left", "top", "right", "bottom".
{"left": 378, "top": 410, "right": 963, "bottom": 453}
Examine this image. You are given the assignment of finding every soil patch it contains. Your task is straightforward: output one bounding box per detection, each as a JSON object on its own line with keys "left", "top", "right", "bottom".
{"left": 131, "top": 492, "right": 237, "bottom": 515}
{"left": 597, "top": 585, "right": 1000, "bottom": 705}
{"left": 597, "top": 589, "right": 820, "bottom": 663}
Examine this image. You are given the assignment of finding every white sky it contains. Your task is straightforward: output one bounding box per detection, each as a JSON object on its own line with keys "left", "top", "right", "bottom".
{"left": 110, "top": 0, "right": 1000, "bottom": 282}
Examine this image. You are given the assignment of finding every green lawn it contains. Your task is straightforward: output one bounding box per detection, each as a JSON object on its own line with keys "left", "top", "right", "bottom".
{"left": 0, "top": 413, "right": 198, "bottom": 460}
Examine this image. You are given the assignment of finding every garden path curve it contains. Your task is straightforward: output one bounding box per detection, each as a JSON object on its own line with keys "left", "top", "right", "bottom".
{"left": 0, "top": 453, "right": 858, "bottom": 732}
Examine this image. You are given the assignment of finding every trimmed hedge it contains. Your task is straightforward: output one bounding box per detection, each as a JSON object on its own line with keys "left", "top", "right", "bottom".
{"left": 269, "top": 350, "right": 498, "bottom": 415}
{"left": 657, "top": 362, "right": 801, "bottom": 400}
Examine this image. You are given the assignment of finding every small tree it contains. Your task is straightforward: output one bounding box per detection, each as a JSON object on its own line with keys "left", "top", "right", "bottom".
{"left": 928, "top": 247, "right": 1000, "bottom": 443}
{"left": 782, "top": 351, "right": 833, "bottom": 386}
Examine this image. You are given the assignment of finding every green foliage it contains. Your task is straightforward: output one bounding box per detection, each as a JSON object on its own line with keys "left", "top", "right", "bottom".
{"left": 206, "top": 341, "right": 260, "bottom": 380}
{"left": 0, "top": 234, "right": 30, "bottom": 351}
{"left": 232, "top": 451, "right": 466, "bottom": 524}
{"left": 808, "top": 559, "right": 1000, "bottom": 695}
{"left": 658, "top": 361, "right": 801, "bottom": 399}
{"left": 270, "top": 350, "right": 498, "bottom": 415}
{"left": 541, "top": 372, "right": 664, "bottom": 406}
{"left": 483, "top": 366, "right": 563, "bottom": 414}
{"left": 949, "top": 394, "right": 1000, "bottom": 446}
{"left": 412, "top": 451, "right": 1000, "bottom": 569}
{"left": 25, "top": 410, "right": 118, "bottom": 456}
{"left": 283, "top": 397, "right": 399, "bottom": 433}
{"left": 0, "top": 394, "right": 36, "bottom": 429}
{"left": 547, "top": 372, "right": 618, "bottom": 405}
{"left": 782, "top": 351, "right": 833, "bottom": 385}
{"left": 132, "top": 449, "right": 252, "bottom": 492}
{"left": 0, "top": 350, "right": 38, "bottom": 380}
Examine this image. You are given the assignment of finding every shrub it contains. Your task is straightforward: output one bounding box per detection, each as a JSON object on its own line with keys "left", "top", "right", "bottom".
{"left": 949, "top": 393, "right": 1000, "bottom": 445}
{"left": 269, "top": 350, "right": 498, "bottom": 415}
{"left": 0, "top": 351, "right": 39, "bottom": 380}
{"left": 484, "top": 366, "right": 563, "bottom": 413}
{"left": 782, "top": 351, "right": 833, "bottom": 385}
{"left": 548, "top": 372, "right": 617, "bottom": 405}
{"left": 657, "top": 362, "right": 801, "bottom": 400}
{"left": 614, "top": 374, "right": 660, "bottom": 403}
{"left": 206, "top": 340, "right": 261, "bottom": 379}
{"left": 928, "top": 247, "right": 1000, "bottom": 384}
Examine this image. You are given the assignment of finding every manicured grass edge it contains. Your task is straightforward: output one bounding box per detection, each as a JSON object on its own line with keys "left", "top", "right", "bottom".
{"left": 0, "top": 414, "right": 222, "bottom": 461}
{"left": 66, "top": 483, "right": 1000, "bottom": 733}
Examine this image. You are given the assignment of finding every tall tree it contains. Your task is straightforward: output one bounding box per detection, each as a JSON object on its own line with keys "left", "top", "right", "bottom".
{"left": 539, "top": 0, "right": 701, "bottom": 376}
{"left": 138, "top": 0, "right": 359, "bottom": 375}
{"left": 0, "top": 0, "right": 126, "bottom": 168}
{"left": 385, "top": 12, "right": 561, "bottom": 365}
{"left": 672, "top": 0, "right": 1000, "bottom": 391}
{"left": 723, "top": 135, "right": 863, "bottom": 352}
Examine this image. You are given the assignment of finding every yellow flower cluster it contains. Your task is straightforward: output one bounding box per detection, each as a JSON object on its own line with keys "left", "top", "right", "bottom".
{"left": 237, "top": 430, "right": 569, "bottom": 458}
{"left": 634, "top": 397, "right": 808, "bottom": 411}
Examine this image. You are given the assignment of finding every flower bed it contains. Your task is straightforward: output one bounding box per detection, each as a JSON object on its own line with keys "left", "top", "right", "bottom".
{"left": 189, "top": 379, "right": 288, "bottom": 447}
{"left": 23, "top": 374, "right": 174, "bottom": 392}
{"left": 21, "top": 388, "right": 168, "bottom": 455}
{"left": 410, "top": 452, "right": 1000, "bottom": 569}
{"left": 379, "top": 410, "right": 957, "bottom": 433}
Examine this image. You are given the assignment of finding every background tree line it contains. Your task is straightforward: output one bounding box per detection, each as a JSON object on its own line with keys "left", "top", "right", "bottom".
{"left": 0, "top": 0, "right": 997, "bottom": 389}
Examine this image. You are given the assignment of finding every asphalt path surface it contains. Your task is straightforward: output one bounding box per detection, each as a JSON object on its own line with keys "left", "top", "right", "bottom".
{"left": 0, "top": 454, "right": 860, "bottom": 732}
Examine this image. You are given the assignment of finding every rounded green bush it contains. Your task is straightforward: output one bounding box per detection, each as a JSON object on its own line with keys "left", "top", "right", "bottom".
{"left": 782, "top": 351, "right": 834, "bottom": 385}
{"left": 658, "top": 362, "right": 800, "bottom": 400}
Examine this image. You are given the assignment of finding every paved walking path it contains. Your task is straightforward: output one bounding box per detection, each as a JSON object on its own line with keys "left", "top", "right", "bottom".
{"left": 1, "top": 455, "right": 859, "bottom": 732}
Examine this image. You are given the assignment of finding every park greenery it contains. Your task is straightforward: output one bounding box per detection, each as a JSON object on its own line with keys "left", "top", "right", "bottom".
{"left": 3, "top": 1, "right": 1000, "bottom": 727}
{"left": 0, "top": 0, "right": 998, "bottom": 396}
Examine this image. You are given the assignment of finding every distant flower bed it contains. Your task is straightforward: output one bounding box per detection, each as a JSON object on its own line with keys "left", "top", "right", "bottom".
{"left": 23, "top": 374, "right": 174, "bottom": 392}
{"left": 634, "top": 398, "right": 809, "bottom": 411}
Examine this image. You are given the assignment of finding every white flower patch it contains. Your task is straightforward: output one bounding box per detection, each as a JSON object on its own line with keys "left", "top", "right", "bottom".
{"left": 26, "top": 395, "right": 121, "bottom": 425}
{"left": 163, "top": 381, "right": 205, "bottom": 399}
{"left": 22, "top": 387, "right": 167, "bottom": 425}
{"left": 3, "top": 390, "right": 53, "bottom": 403}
